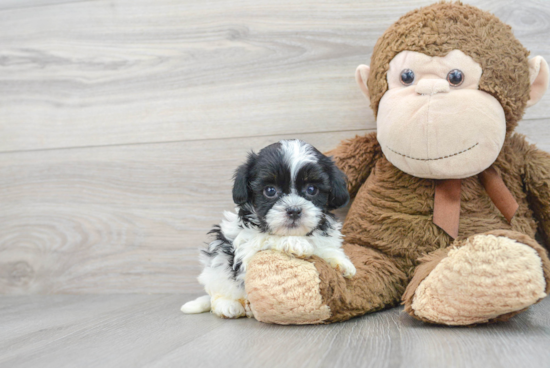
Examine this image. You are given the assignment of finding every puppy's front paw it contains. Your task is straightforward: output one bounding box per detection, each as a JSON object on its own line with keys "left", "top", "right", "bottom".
{"left": 287, "top": 243, "right": 315, "bottom": 258}
{"left": 275, "top": 237, "right": 314, "bottom": 258}
{"left": 211, "top": 297, "right": 247, "bottom": 319}
{"left": 329, "top": 257, "right": 356, "bottom": 279}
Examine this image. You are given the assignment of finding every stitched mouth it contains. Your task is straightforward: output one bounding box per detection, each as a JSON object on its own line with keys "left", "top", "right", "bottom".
{"left": 386, "top": 142, "right": 479, "bottom": 162}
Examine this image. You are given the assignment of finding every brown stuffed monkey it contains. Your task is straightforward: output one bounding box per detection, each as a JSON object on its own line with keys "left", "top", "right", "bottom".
{"left": 244, "top": 2, "right": 550, "bottom": 326}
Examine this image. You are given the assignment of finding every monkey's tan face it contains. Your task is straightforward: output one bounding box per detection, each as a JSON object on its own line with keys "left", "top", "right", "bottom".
{"left": 376, "top": 50, "right": 506, "bottom": 179}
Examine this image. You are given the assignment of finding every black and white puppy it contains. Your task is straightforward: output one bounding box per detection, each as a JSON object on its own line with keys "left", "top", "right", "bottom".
{"left": 181, "top": 139, "right": 355, "bottom": 319}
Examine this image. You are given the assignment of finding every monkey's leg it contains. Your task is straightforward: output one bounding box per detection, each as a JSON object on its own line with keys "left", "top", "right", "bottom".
{"left": 245, "top": 243, "right": 408, "bottom": 325}
{"left": 403, "top": 230, "right": 550, "bottom": 325}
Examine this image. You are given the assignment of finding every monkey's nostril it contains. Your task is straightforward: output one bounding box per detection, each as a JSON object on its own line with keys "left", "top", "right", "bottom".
{"left": 286, "top": 207, "right": 302, "bottom": 220}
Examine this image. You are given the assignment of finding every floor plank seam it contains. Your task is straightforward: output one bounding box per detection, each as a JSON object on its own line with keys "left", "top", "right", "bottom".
{"left": 0, "top": 0, "right": 97, "bottom": 12}
{"left": 0, "top": 128, "right": 376, "bottom": 155}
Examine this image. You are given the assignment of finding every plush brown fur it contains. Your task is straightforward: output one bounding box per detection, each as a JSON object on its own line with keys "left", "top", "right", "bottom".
{"left": 317, "top": 243, "right": 408, "bottom": 323}
{"left": 317, "top": 132, "right": 550, "bottom": 323}
{"left": 245, "top": 2, "right": 550, "bottom": 325}
{"left": 368, "top": 1, "right": 530, "bottom": 131}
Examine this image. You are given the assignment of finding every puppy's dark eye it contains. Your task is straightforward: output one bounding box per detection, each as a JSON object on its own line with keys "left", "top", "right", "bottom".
{"left": 263, "top": 186, "right": 277, "bottom": 198}
{"left": 447, "top": 69, "right": 464, "bottom": 86}
{"left": 305, "top": 185, "right": 318, "bottom": 196}
{"left": 400, "top": 69, "right": 415, "bottom": 85}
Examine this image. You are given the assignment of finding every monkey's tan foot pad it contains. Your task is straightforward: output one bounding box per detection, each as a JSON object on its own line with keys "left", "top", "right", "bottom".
{"left": 245, "top": 251, "right": 331, "bottom": 325}
{"left": 409, "top": 234, "right": 547, "bottom": 325}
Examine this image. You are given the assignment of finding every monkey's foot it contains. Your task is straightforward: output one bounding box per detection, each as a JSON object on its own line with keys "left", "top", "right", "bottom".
{"left": 405, "top": 232, "right": 548, "bottom": 325}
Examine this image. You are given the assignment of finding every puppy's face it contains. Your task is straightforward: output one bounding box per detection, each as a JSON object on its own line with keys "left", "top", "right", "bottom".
{"left": 232, "top": 140, "right": 349, "bottom": 236}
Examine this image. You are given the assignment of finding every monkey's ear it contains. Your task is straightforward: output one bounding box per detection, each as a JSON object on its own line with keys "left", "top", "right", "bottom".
{"left": 232, "top": 152, "right": 257, "bottom": 205}
{"left": 355, "top": 64, "right": 371, "bottom": 99}
{"left": 527, "top": 56, "right": 549, "bottom": 108}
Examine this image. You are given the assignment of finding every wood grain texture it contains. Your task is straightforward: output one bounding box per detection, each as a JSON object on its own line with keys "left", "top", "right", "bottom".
{"left": 0, "top": 0, "right": 91, "bottom": 11}
{"left": 1, "top": 1, "right": 550, "bottom": 365}
{"left": 0, "top": 0, "right": 549, "bottom": 152}
{"left": 0, "top": 129, "right": 369, "bottom": 294}
{"left": 1, "top": 294, "right": 550, "bottom": 368}
{"left": 1, "top": 0, "right": 550, "bottom": 295}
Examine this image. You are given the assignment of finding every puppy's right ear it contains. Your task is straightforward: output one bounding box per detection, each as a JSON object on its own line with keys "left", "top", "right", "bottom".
{"left": 232, "top": 152, "right": 257, "bottom": 205}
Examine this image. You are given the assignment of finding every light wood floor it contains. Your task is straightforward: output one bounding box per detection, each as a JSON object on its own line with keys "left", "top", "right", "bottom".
{"left": 1, "top": 294, "right": 550, "bottom": 368}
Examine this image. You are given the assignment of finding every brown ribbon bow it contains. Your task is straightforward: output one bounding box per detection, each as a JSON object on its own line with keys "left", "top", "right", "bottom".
{"left": 433, "top": 166, "right": 518, "bottom": 238}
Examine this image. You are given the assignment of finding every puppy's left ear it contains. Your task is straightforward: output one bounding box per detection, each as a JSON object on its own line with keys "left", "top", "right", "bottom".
{"left": 232, "top": 152, "right": 257, "bottom": 205}
{"left": 327, "top": 162, "right": 350, "bottom": 210}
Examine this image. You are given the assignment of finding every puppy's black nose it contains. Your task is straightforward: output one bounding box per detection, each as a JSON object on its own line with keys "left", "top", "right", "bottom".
{"left": 286, "top": 207, "right": 302, "bottom": 220}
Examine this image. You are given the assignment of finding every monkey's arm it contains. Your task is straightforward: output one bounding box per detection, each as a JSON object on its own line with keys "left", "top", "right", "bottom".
{"left": 325, "top": 132, "right": 382, "bottom": 198}
{"left": 245, "top": 243, "right": 407, "bottom": 325}
{"left": 524, "top": 144, "right": 550, "bottom": 247}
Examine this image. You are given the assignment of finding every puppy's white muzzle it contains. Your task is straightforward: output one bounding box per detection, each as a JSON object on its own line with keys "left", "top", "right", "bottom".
{"left": 265, "top": 194, "right": 321, "bottom": 236}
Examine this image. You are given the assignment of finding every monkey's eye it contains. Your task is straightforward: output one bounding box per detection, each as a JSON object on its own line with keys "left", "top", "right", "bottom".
{"left": 305, "top": 185, "right": 318, "bottom": 196}
{"left": 400, "top": 69, "right": 415, "bottom": 85}
{"left": 263, "top": 186, "right": 278, "bottom": 198}
{"left": 447, "top": 69, "right": 464, "bottom": 86}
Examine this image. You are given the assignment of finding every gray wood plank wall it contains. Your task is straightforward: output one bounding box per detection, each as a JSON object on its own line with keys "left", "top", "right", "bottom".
{"left": 1, "top": 0, "right": 549, "bottom": 294}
